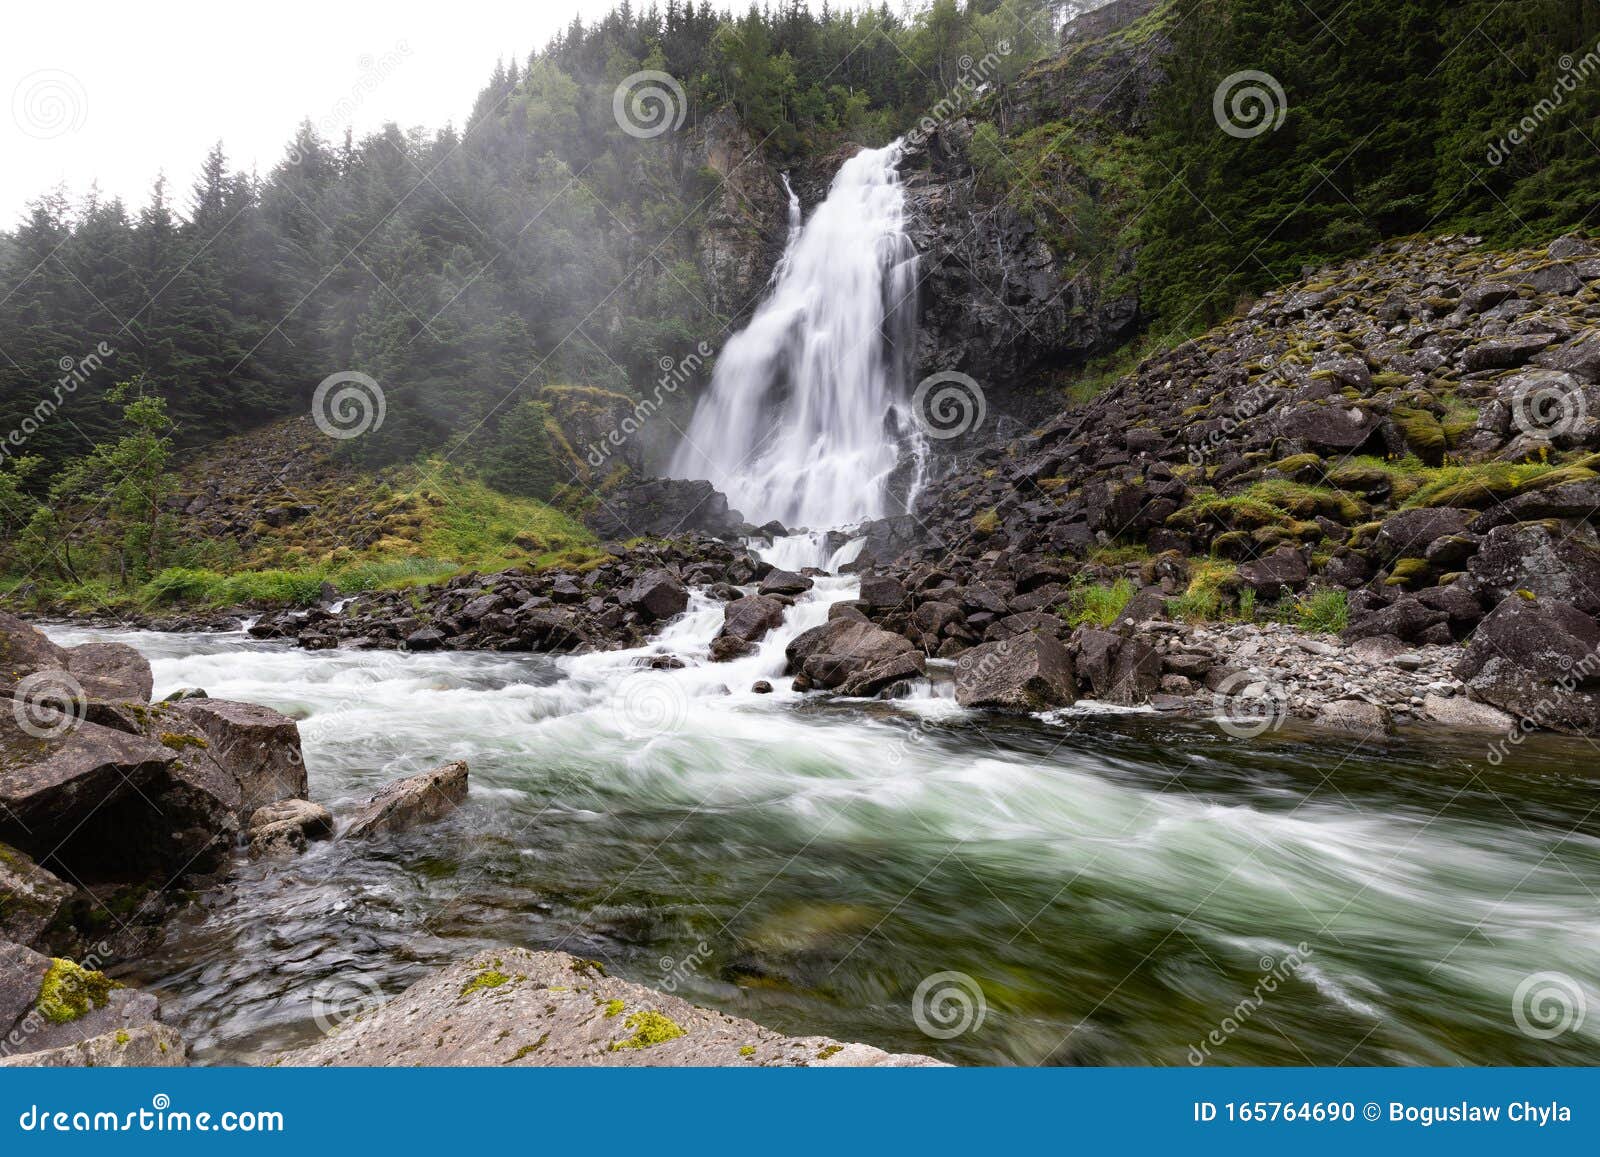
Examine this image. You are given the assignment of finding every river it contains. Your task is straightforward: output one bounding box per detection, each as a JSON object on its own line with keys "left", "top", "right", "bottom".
{"left": 42, "top": 535, "right": 1600, "bottom": 1067}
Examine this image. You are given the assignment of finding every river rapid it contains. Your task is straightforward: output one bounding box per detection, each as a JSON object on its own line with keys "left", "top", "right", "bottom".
{"left": 43, "top": 531, "right": 1600, "bottom": 1067}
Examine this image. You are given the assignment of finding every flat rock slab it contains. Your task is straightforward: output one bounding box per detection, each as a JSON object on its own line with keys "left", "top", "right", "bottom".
{"left": 0, "top": 1022, "right": 187, "bottom": 1067}
{"left": 280, "top": 948, "right": 944, "bottom": 1067}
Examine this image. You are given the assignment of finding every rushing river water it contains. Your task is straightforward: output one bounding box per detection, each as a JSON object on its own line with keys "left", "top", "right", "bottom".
{"left": 41, "top": 535, "right": 1600, "bottom": 1067}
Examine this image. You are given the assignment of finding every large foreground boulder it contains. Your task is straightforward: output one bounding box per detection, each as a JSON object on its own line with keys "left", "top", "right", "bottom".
{"left": 1455, "top": 595, "right": 1600, "bottom": 733}
{"left": 279, "top": 948, "right": 941, "bottom": 1067}
{"left": 955, "top": 634, "right": 1077, "bottom": 711}
{"left": 785, "top": 618, "right": 926, "bottom": 696}
{"left": 344, "top": 761, "right": 469, "bottom": 839}
{"left": 63, "top": 642, "right": 153, "bottom": 703}
{"left": 1466, "top": 523, "right": 1600, "bottom": 615}
{"left": 0, "top": 940, "right": 177, "bottom": 1065}
{"left": 164, "top": 698, "right": 308, "bottom": 823}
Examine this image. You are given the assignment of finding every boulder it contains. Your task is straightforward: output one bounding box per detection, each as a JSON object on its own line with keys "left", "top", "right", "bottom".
{"left": 857, "top": 575, "right": 907, "bottom": 610}
{"left": 166, "top": 698, "right": 309, "bottom": 823}
{"left": 954, "top": 633, "right": 1077, "bottom": 711}
{"left": 0, "top": 843, "right": 75, "bottom": 948}
{"left": 716, "top": 597, "right": 787, "bottom": 651}
{"left": 1276, "top": 403, "right": 1381, "bottom": 452}
{"left": 757, "top": 569, "right": 813, "bottom": 596}
{"left": 344, "top": 760, "right": 470, "bottom": 840}
{"left": 0, "top": 942, "right": 166, "bottom": 1061}
{"left": 246, "top": 799, "right": 334, "bottom": 858}
{"left": 1464, "top": 333, "right": 1555, "bottom": 372}
{"left": 277, "top": 948, "right": 941, "bottom": 1067}
{"left": 1375, "top": 508, "right": 1475, "bottom": 560}
{"left": 1236, "top": 546, "right": 1310, "bottom": 596}
{"left": 1455, "top": 596, "right": 1600, "bottom": 734}
{"left": 1421, "top": 693, "right": 1515, "bottom": 732}
{"left": 64, "top": 642, "right": 152, "bottom": 704}
{"left": 0, "top": 613, "right": 69, "bottom": 699}
{"left": 1312, "top": 699, "right": 1392, "bottom": 733}
{"left": 0, "top": 716, "right": 185, "bottom": 872}
{"left": 620, "top": 570, "right": 690, "bottom": 621}
{"left": 785, "top": 618, "right": 925, "bottom": 696}
{"left": 586, "top": 478, "right": 747, "bottom": 539}
{"left": 1467, "top": 523, "right": 1600, "bottom": 615}
{"left": 1343, "top": 596, "right": 1449, "bottom": 643}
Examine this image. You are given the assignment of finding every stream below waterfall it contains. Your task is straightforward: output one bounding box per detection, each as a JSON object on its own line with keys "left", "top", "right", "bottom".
{"left": 41, "top": 531, "right": 1600, "bottom": 1067}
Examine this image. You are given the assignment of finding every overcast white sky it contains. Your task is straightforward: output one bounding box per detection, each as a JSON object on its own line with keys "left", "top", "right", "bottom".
{"left": 0, "top": 0, "right": 678, "bottom": 224}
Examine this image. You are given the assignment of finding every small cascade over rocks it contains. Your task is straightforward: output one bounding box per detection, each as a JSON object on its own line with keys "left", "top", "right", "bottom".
{"left": 670, "top": 141, "right": 920, "bottom": 529}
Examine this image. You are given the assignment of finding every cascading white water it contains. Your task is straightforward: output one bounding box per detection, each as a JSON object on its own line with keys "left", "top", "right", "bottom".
{"left": 670, "top": 141, "right": 918, "bottom": 529}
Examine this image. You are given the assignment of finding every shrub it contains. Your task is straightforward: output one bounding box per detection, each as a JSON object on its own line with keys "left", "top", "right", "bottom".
{"left": 1062, "top": 577, "right": 1135, "bottom": 628}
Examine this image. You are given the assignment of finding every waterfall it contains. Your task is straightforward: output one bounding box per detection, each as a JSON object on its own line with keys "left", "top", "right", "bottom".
{"left": 670, "top": 141, "right": 919, "bottom": 529}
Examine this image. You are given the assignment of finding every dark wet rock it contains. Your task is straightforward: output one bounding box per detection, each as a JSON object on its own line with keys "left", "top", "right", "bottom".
{"left": 1236, "top": 547, "right": 1310, "bottom": 596}
{"left": 1277, "top": 403, "right": 1382, "bottom": 451}
{"left": 1376, "top": 509, "right": 1475, "bottom": 560}
{"left": 857, "top": 575, "right": 907, "bottom": 609}
{"left": 714, "top": 596, "right": 787, "bottom": 657}
{"left": 758, "top": 569, "right": 813, "bottom": 596}
{"left": 954, "top": 633, "right": 1076, "bottom": 711}
{"left": 344, "top": 760, "right": 469, "bottom": 840}
{"left": 1456, "top": 596, "right": 1600, "bottom": 733}
{"left": 1463, "top": 333, "right": 1555, "bottom": 372}
{"left": 586, "top": 478, "right": 747, "bottom": 540}
{"left": 785, "top": 618, "right": 925, "bottom": 696}
{"left": 620, "top": 570, "right": 690, "bottom": 622}
{"left": 404, "top": 626, "right": 446, "bottom": 651}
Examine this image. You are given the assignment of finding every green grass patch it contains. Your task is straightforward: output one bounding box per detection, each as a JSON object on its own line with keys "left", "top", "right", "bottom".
{"left": 1060, "top": 577, "right": 1136, "bottom": 628}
